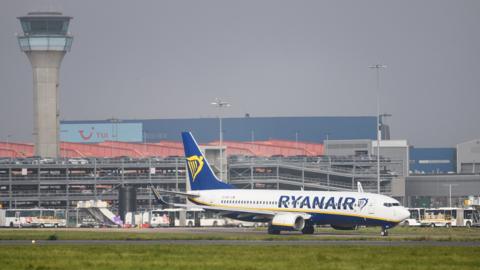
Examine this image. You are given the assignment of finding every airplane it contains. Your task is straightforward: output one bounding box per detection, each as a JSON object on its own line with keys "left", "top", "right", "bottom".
{"left": 152, "top": 131, "right": 410, "bottom": 236}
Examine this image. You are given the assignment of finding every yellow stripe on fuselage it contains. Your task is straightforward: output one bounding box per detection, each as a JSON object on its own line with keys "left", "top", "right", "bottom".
{"left": 189, "top": 198, "right": 400, "bottom": 223}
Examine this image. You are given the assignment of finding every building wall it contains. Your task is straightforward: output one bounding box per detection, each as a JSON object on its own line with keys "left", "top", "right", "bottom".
{"left": 62, "top": 116, "right": 377, "bottom": 144}
{"left": 60, "top": 123, "right": 143, "bottom": 143}
{"left": 373, "top": 140, "right": 409, "bottom": 177}
{"left": 405, "top": 174, "right": 480, "bottom": 207}
{"left": 409, "top": 147, "right": 456, "bottom": 174}
{"left": 324, "top": 139, "right": 372, "bottom": 156}
{"left": 457, "top": 139, "right": 480, "bottom": 174}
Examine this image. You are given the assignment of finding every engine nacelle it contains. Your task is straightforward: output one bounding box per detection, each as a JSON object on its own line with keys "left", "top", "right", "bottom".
{"left": 271, "top": 214, "right": 305, "bottom": 231}
{"left": 330, "top": 224, "right": 357, "bottom": 230}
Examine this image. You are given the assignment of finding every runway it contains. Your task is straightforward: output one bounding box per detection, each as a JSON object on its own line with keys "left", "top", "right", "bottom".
{"left": 1, "top": 239, "right": 480, "bottom": 246}
{"left": 2, "top": 227, "right": 480, "bottom": 246}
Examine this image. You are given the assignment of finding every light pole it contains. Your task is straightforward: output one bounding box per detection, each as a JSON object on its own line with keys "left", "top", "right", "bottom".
{"left": 108, "top": 118, "right": 121, "bottom": 157}
{"left": 6, "top": 135, "right": 11, "bottom": 160}
{"left": 60, "top": 130, "right": 68, "bottom": 159}
{"left": 295, "top": 132, "right": 299, "bottom": 151}
{"left": 6, "top": 135, "right": 11, "bottom": 148}
{"left": 369, "top": 64, "right": 387, "bottom": 194}
{"left": 442, "top": 184, "right": 459, "bottom": 207}
{"left": 143, "top": 131, "right": 148, "bottom": 157}
{"left": 211, "top": 98, "right": 231, "bottom": 180}
{"left": 324, "top": 133, "right": 329, "bottom": 157}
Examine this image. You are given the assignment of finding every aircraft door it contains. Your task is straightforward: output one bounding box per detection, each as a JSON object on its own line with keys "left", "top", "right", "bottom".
{"left": 367, "top": 200, "right": 375, "bottom": 215}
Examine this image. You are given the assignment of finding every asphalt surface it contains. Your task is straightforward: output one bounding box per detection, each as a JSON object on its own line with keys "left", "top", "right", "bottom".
{"left": 1, "top": 239, "right": 480, "bottom": 246}
{"left": 2, "top": 227, "right": 480, "bottom": 246}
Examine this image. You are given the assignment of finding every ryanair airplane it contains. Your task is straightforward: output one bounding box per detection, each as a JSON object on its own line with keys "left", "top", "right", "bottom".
{"left": 153, "top": 132, "right": 410, "bottom": 236}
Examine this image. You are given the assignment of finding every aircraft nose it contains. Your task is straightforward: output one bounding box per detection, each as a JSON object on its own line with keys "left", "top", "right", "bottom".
{"left": 399, "top": 208, "right": 410, "bottom": 221}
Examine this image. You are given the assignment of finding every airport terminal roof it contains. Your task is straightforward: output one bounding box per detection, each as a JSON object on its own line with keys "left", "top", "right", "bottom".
{"left": 0, "top": 139, "right": 324, "bottom": 158}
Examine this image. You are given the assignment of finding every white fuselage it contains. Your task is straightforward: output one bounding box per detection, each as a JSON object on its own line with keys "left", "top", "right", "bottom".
{"left": 189, "top": 189, "right": 410, "bottom": 227}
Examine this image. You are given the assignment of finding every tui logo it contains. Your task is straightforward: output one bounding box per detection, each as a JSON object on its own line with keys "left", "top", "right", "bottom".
{"left": 78, "top": 127, "right": 94, "bottom": 141}
{"left": 187, "top": 155, "right": 204, "bottom": 181}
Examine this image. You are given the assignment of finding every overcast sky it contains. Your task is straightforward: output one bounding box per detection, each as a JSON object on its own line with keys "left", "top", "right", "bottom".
{"left": 0, "top": 0, "right": 479, "bottom": 147}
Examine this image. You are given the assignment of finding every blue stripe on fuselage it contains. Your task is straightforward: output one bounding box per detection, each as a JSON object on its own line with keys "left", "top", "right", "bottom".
{"left": 309, "top": 212, "right": 398, "bottom": 228}
{"left": 222, "top": 210, "right": 398, "bottom": 228}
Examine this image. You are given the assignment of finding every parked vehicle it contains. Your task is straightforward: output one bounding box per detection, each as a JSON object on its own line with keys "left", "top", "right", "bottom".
{"left": 147, "top": 208, "right": 227, "bottom": 227}
{"left": 402, "top": 208, "right": 425, "bottom": 227}
{"left": 0, "top": 208, "right": 66, "bottom": 228}
{"left": 403, "top": 207, "right": 477, "bottom": 227}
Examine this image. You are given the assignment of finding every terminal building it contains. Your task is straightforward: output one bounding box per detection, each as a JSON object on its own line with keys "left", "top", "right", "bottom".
{"left": 457, "top": 139, "right": 480, "bottom": 174}
{"left": 2, "top": 12, "right": 479, "bottom": 223}
{"left": 2, "top": 115, "right": 479, "bottom": 216}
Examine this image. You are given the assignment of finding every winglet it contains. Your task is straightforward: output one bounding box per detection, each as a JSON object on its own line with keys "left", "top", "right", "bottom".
{"left": 357, "top": 182, "right": 364, "bottom": 193}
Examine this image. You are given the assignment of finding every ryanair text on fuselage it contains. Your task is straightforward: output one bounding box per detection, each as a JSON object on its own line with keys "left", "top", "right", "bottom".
{"left": 277, "top": 195, "right": 368, "bottom": 211}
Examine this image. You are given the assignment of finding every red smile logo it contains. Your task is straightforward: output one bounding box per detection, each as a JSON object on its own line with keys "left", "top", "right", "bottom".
{"left": 79, "top": 127, "right": 95, "bottom": 141}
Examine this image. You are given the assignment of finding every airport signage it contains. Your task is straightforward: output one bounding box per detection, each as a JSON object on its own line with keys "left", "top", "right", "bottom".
{"left": 60, "top": 123, "right": 143, "bottom": 143}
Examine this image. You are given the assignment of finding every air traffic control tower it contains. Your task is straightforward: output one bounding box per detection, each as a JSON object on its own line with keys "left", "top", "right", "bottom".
{"left": 17, "top": 12, "right": 73, "bottom": 158}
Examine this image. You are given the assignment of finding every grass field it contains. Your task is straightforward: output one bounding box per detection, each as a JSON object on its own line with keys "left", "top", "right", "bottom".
{"left": 1, "top": 228, "right": 479, "bottom": 270}
{"left": 0, "top": 245, "right": 479, "bottom": 270}
{"left": 1, "top": 226, "right": 480, "bottom": 241}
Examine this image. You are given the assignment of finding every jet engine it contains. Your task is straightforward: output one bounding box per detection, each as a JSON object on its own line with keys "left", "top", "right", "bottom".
{"left": 271, "top": 213, "right": 305, "bottom": 231}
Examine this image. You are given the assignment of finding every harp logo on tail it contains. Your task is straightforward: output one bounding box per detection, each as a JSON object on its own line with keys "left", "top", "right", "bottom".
{"left": 187, "top": 155, "right": 204, "bottom": 181}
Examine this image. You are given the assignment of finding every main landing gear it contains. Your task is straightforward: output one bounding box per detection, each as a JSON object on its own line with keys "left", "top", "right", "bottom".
{"left": 301, "top": 225, "right": 315, "bottom": 234}
{"left": 380, "top": 227, "right": 389, "bottom": 236}
{"left": 267, "top": 226, "right": 280, "bottom": 235}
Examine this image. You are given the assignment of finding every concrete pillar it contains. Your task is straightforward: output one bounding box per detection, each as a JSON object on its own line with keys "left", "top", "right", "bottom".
{"left": 27, "top": 51, "right": 65, "bottom": 158}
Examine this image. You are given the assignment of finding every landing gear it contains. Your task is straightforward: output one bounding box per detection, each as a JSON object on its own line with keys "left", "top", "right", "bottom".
{"left": 268, "top": 226, "right": 280, "bottom": 235}
{"left": 301, "top": 225, "right": 315, "bottom": 234}
{"left": 380, "top": 228, "right": 389, "bottom": 237}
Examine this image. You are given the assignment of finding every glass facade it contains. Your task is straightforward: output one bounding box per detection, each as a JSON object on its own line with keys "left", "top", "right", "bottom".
{"left": 17, "top": 13, "right": 72, "bottom": 52}
{"left": 20, "top": 18, "right": 70, "bottom": 35}
{"left": 18, "top": 36, "right": 73, "bottom": 51}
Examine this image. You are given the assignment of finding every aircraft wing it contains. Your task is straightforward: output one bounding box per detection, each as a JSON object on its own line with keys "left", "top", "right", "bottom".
{"left": 158, "top": 200, "right": 277, "bottom": 216}
{"left": 191, "top": 204, "right": 277, "bottom": 216}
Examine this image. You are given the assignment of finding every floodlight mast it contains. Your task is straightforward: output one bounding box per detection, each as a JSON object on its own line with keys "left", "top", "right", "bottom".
{"left": 211, "top": 98, "right": 231, "bottom": 181}
{"left": 368, "top": 64, "right": 386, "bottom": 194}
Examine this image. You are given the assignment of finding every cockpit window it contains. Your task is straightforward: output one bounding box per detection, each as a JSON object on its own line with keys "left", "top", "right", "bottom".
{"left": 384, "top": 202, "right": 400, "bottom": 207}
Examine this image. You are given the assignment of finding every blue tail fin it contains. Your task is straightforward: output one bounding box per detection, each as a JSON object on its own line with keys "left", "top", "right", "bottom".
{"left": 182, "top": 132, "right": 233, "bottom": 191}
